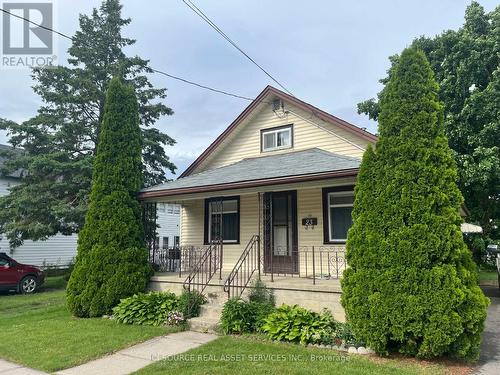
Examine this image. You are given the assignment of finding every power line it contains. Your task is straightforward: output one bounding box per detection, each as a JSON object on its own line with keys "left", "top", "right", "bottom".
{"left": 0, "top": 7, "right": 256, "bottom": 102}
{"left": 150, "top": 69, "right": 254, "bottom": 101}
{"left": 181, "top": 0, "right": 294, "bottom": 96}
{"left": 0, "top": 6, "right": 375, "bottom": 140}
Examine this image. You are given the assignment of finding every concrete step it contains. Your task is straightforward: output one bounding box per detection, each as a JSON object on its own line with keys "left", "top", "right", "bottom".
{"left": 189, "top": 315, "right": 220, "bottom": 334}
{"left": 205, "top": 291, "right": 227, "bottom": 306}
{"left": 189, "top": 292, "right": 227, "bottom": 334}
{"left": 199, "top": 304, "right": 223, "bottom": 318}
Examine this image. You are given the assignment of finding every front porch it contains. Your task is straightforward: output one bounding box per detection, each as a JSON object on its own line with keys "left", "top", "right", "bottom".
{"left": 143, "top": 179, "right": 353, "bottom": 322}
{"left": 150, "top": 270, "right": 342, "bottom": 294}
{"left": 149, "top": 268, "right": 345, "bottom": 321}
{"left": 149, "top": 243, "right": 347, "bottom": 284}
{"left": 139, "top": 149, "right": 360, "bottom": 320}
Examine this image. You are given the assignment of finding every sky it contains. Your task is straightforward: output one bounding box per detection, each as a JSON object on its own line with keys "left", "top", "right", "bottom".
{"left": 0, "top": 0, "right": 497, "bottom": 178}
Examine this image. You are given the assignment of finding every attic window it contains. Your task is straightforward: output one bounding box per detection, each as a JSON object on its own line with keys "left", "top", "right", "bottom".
{"left": 261, "top": 125, "right": 293, "bottom": 152}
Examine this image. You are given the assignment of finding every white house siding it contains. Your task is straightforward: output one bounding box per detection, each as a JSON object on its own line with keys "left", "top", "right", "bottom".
{"left": 0, "top": 176, "right": 78, "bottom": 267}
{"left": 156, "top": 203, "right": 181, "bottom": 249}
{"left": 0, "top": 176, "right": 180, "bottom": 267}
{"left": 0, "top": 235, "right": 79, "bottom": 267}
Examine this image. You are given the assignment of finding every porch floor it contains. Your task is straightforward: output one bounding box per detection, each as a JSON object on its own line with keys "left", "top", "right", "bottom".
{"left": 151, "top": 271, "right": 342, "bottom": 293}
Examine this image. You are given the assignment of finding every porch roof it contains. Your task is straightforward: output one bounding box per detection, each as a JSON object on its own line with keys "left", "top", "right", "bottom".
{"left": 140, "top": 148, "right": 360, "bottom": 198}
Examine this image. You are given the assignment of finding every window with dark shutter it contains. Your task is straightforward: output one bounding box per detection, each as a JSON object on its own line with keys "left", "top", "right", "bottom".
{"left": 322, "top": 187, "right": 354, "bottom": 243}
{"left": 204, "top": 197, "right": 240, "bottom": 244}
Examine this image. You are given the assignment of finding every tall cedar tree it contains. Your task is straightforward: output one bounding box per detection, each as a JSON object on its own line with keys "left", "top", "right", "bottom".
{"left": 341, "top": 48, "right": 489, "bottom": 360}
{"left": 67, "top": 78, "right": 151, "bottom": 317}
{"left": 358, "top": 2, "right": 500, "bottom": 255}
{"left": 0, "top": 0, "right": 175, "bottom": 248}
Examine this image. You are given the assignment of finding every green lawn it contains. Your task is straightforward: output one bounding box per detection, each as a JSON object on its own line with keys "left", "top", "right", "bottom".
{"left": 0, "top": 281, "right": 179, "bottom": 372}
{"left": 479, "top": 269, "right": 498, "bottom": 282}
{"left": 135, "top": 336, "right": 445, "bottom": 375}
{"left": 42, "top": 275, "right": 68, "bottom": 290}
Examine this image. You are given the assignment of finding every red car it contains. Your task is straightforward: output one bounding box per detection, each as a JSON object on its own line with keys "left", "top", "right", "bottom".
{"left": 0, "top": 252, "right": 45, "bottom": 294}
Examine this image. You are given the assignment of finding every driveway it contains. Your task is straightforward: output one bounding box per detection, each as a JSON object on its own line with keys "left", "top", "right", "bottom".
{"left": 475, "top": 284, "right": 500, "bottom": 375}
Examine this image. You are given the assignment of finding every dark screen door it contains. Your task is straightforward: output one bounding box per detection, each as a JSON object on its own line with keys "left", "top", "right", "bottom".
{"left": 263, "top": 191, "right": 298, "bottom": 274}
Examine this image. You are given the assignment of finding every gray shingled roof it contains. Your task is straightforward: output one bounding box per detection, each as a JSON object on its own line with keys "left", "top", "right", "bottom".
{"left": 142, "top": 148, "right": 360, "bottom": 192}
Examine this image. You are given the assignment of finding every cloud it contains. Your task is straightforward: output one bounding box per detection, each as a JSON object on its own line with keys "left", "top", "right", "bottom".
{"left": 1, "top": 0, "right": 497, "bottom": 175}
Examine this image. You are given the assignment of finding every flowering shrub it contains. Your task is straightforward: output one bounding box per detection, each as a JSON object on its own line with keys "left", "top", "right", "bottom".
{"left": 167, "top": 311, "right": 185, "bottom": 326}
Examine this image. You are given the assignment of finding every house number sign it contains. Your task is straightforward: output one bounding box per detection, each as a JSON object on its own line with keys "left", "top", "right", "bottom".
{"left": 302, "top": 217, "right": 317, "bottom": 230}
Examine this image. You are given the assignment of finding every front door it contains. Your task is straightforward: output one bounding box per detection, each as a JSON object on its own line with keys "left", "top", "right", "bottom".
{"left": 263, "top": 191, "right": 298, "bottom": 274}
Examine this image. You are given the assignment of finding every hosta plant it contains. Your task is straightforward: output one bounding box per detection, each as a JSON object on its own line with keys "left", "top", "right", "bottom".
{"left": 261, "top": 305, "right": 336, "bottom": 345}
{"left": 113, "top": 291, "right": 178, "bottom": 326}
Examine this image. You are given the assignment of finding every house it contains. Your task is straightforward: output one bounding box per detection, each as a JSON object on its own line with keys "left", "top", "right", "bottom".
{"left": 140, "top": 86, "right": 477, "bottom": 321}
{"left": 140, "top": 86, "right": 379, "bottom": 320}
{"left": 0, "top": 144, "right": 180, "bottom": 268}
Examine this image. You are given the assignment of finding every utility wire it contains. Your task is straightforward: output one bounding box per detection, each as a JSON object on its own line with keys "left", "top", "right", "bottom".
{"left": 181, "top": 0, "right": 294, "bottom": 96}
{"left": 0, "top": 7, "right": 375, "bottom": 140}
{"left": 0, "top": 7, "right": 255, "bottom": 102}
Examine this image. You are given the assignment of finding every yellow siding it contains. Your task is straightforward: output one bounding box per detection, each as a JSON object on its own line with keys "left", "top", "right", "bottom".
{"left": 179, "top": 187, "right": 346, "bottom": 274}
{"left": 180, "top": 199, "right": 204, "bottom": 246}
{"left": 297, "top": 188, "right": 324, "bottom": 248}
{"left": 193, "top": 99, "right": 370, "bottom": 173}
{"left": 296, "top": 188, "right": 346, "bottom": 278}
{"left": 181, "top": 194, "right": 260, "bottom": 271}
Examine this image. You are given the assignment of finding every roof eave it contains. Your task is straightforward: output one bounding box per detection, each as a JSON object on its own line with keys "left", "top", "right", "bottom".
{"left": 140, "top": 168, "right": 359, "bottom": 199}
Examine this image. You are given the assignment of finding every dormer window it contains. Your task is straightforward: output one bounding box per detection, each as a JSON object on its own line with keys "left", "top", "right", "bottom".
{"left": 261, "top": 125, "right": 293, "bottom": 152}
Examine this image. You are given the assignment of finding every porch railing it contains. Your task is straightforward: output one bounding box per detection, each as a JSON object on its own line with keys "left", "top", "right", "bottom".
{"left": 149, "top": 246, "right": 206, "bottom": 277}
{"left": 151, "top": 243, "right": 346, "bottom": 289}
{"left": 262, "top": 245, "right": 347, "bottom": 285}
{"left": 183, "top": 240, "right": 222, "bottom": 294}
{"left": 224, "top": 235, "right": 260, "bottom": 298}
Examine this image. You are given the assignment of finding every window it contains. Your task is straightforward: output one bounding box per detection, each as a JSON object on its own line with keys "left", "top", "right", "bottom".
{"left": 173, "top": 205, "right": 180, "bottom": 215}
{"left": 174, "top": 236, "right": 180, "bottom": 247}
{"left": 157, "top": 203, "right": 166, "bottom": 213}
{"left": 162, "top": 237, "right": 169, "bottom": 249}
{"left": 322, "top": 187, "right": 354, "bottom": 243}
{"left": 166, "top": 204, "right": 174, "bottom": 214}
{"left": 204, "top": 197, "right": 240, "bottom": 244}
{"left": 261, "top": 125, "right": 293, "bottom": 152}
{"left": 0, "top": 257, "right": 9, "bottom": 267}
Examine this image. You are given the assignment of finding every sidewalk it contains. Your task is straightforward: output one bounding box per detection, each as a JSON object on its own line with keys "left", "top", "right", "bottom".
{"left": 56, "top": 331, "right": 217, "bottom": 375}
{"left": 0, "top": 331, "right": 217, "bottom": 375}
{"left": 474, "top": 284, "right": 500, "bottom": 375}
{"left": 0, "top": 359, "right": 46, "bottom": 375}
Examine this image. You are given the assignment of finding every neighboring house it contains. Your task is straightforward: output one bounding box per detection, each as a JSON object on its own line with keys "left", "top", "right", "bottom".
{"left": 140, "top": 86, "right": 379, "bottom": 318}
{"left": 0, "top": 144, "right": 180, "bottom": 267}
{"left": 156, "top": 203, "right": 181, "bottom": 250}
{"left": 0, "top": 144, "right": 78, "bottom": 267}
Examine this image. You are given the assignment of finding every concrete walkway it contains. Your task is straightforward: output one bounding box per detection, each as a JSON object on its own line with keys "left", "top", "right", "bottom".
{"left": 0, "top": 331, "right": 216, "bottom": 375}
{"left": 0, "top": 359, "right": 46, "bottom": 375}
{"left": 55, "top": 331, "right": 217, "bottom": 375}
{"left": 475, "top": 284, "right": 500, "bottom": 375}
